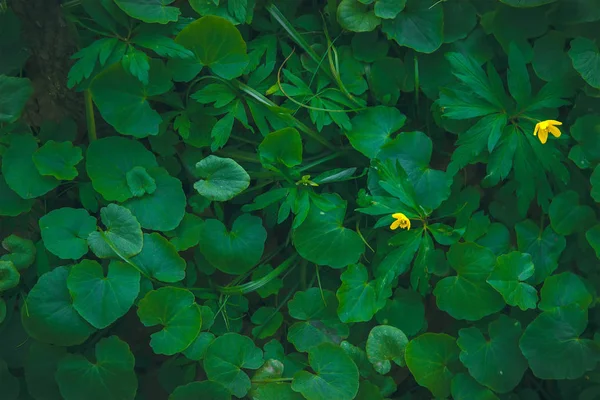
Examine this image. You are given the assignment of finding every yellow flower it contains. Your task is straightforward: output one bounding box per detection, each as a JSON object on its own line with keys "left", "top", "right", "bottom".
{"left": 533, "top": 120, "right": 562, "bottom": 144}
{"left": 390, "top": 213, "right": 411, "bottom": 231}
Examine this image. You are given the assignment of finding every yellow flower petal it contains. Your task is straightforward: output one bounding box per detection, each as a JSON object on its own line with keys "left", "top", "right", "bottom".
{"left": 547, "top": 120, "right": 562, "bottom": 126}
{"left": 392, "top": 213, "right": 405, "bottom": 219}
{"left": 548, "top": 125, "right": 561, "bottom": 138}
{"left": 390, "top": 219, "right": 401, "bottom": 230}
{"left": 538, "top": 129, "right": 548, "bottom": 144}
{"left": 390, "top": 212, "right": 410, "bottom": 231}
{"left": 533, "top": 123, "right": 540, "bottom": 137}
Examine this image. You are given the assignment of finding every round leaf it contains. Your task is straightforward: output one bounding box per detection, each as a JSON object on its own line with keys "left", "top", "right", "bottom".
{"left": 90, "top": 61, "right": 172, "bottom": 137}
{"left": 549, "top": 190, "right": 596, "bottom": 235}
{"left": 21, "top": 266, "right": 95, "bottom": 346}
{"left": 131, "top": 232, "right": 186, "bottom": 282}
{"left": 451, "top": 374, "right": 499, "bottom": 400}
{"left": 251, "top": 307, "right": 283, "bottom": 339}
{"left": 519, "top": 305, "right": 600, "bottom": 379}
{"left": 88, "top": 204, "right": 143, "bottom": 259}
{"left": 67, "top": 260, "right": 140, "bottom": 329}
{"left": 0, "top": 75, "right": 32, "bottom": 123}
{"left": 123, "top": 167, "right": 186, "bottom": 231}
{"left": 39, "top": 207, "right": 97, "bottom": 260}
{"left": 487, "top": 252, "right": 538, "bottom": 311}
{"left": 171, "top": 16, "right": 248, "bottom": 81}
{"left": 375, "top": 288, "right": 425, "bottom": 336}
{"left": 137, "top": 287, "right": 202, "bottom": 355}
{"left": 569, "top": 37, "right": 600, "bottom": 89}
{"left": 0, "top": 260, "right": 19, "bottom": 292}
{"left": 337, "top": 0, "right": 381, "bottom": 32}
{"left": 24, "top": 342, "right": 66, "bottom": 400}
{"left": 434, "top": 243, "right": 504, "bottom": 321}
{"left": 2, "top": 134, "right": 59, "bottom": 199}
{"left": 336, "top": 264, "right": 380, "bottom": 323}
{"left": 86, "top": 136, "right": 158, "bottom": 202}
{"left": 0, "top": 359, "right": 19, "bottom": 400}
{"left": 197, "top": 214, "right": 266, "bottom": 275}
{"left": 32, "top": 140, "right": 83, "bottom": 180}
{"left": 457, "top": 316, "right": 528, "bottom": 393}
{"left": 167, "top": 213, "right": 204, "bottom": 251}
{"left": 56, "top": 336, "right": 137, "bottom": 400}
{"left": 258, "top": 127, "right": 303, "bottom": 167}
{"left": 114, "top": 0, "right": 180, "bottom": 23}
{"left": 405, "top": 333, "right": 460, "bottom": 398}
{"left": 293, "top": 193, "right": 365, "bottom": 269}
{"left": 126, "top": 166, "right": 156, "bottom": 197}
{"left": 0, "top": 174, "right": 33, "bottom": 217}
{"left": 516, "top": 219, "right": 566, "bottom": 284}
{"left": 381, "top": 0, "right": 443, "bottom": 54}
{"left": 203, "top": 333, "right": 264, "bottom": 398}
{"left": 291, "top": 343, "right": 359, "bottom": 400}
{"left": 346, "top": 106, "right": 407, "bottom": 159}
{"left": 194, "top": 155, "right": 250, "bottom": 201}
{"left": 366, "top": 325, "right": 408, "bottom": 374}
{"left": 170, "top": 381, "right": 231, "bottom": 400}
{"left": 1, "top": 234, "right": 35, "bottom": 270}
{"left": 538, "top": 271, "right": 592, "bottom": 311}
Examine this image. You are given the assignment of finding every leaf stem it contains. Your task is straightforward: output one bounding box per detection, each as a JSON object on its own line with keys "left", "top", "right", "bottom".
{"left": 84, "top": 90, "right": 97, "bottom": 142}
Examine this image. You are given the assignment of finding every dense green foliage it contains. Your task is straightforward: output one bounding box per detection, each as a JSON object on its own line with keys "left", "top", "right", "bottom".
{"left": 2, "top": 0, "right": 600, "bottom": 398}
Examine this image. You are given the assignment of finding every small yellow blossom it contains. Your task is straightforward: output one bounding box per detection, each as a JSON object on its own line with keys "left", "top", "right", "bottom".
{"left": 533, "top": 120, "right": 562, "bottom": 144}
{"left": 296, "top": 175, "right": 318, "bottom": 187}
{"left": 390, "top": 213, "right": 411, "bottom": 231}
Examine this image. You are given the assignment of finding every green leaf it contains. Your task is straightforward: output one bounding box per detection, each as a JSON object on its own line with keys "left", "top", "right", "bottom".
{"left": 167, "top": 213, "right": 203, "bottom": 251}
{"left": 508, "top": 42, "right": 531, "bottom": 108}
{"left": 24, "top": 342, "right": 66, "bottom": 400}
{"left": 500, "top": 0, "right": 556, "bottom": 6}
{"left": 170, "top": 16, "right": 248, "bottom": 81}
{"left": 287, "top": 288, "right": 348, "bottom": 352}
{"left": 375, "top": 0, "right": 406, "bottom": 19}
{"left": 366, "top": 325, "right": 408, "bottom": 374}
{"left": 375, "top": 288, "right": 425, "bottom": 336}
{"left": 86, "top": 136, "right": 158, "bottom": 202}
{"left": 381, "top": 0, "right": 443, "bottom": 54}
{"left": 0, "top": 261, "right": 19, "bottom": 292}
{"left": 405, "top": 333, "right": 460, "bottom": 398}
{"left": 569, "top": 37, "right": 600, "bottom": 89}
{"left": 1, "top": 234, "right": 36, "bottom": 270}
{"left": 114, "top": 0, "right": 180, "bottom": 23}
{"left": 378, "top": 131, "right": 451, "bottom": 211}
{"left": 56, "top": 336, "right": 137, "bottom": 400}
{"left": 336, "top": 264, "right": 380, "bottom": 323}
{"left": 515, "top": 219, "right": 566, "bottom": 284}
{"left": 0, "top": 11, "right": 30, "bottom": 75}
{"left": 0, "top": 75, "right": 33, "bottom": 123}
{"left": 519, "top": 305, "right": 600, "bottom": 379}
{"left": 251, "top": 307, "right": 283, "bottom": 339}
{"left": 32, "top": 140, "right": 83, "bottom": 180}
{"left": 170, "top": 381, "right": 231, "bottom": 400}
{"left": 68, "top": 260, "right": 140, "bottom": 329}
{"left": 258, "top": 127, "right": 303, "bottom": 167}
{"left": 443, "top": 1, "right": 477, "bottom": 43}
{"left": 0, "top": 359, "right": 19, "bottom": 400}
{"left": 197, "top": 214, "right": 266, "bottom": 275}
{"left": 292, "top": 343, "right": 359, "bottom": 400}
{"left": 204, "top": 333, "right": 264, "bottom": 398}
{"left": 88, "top": 204, "right": 143, "bottom": 259}
{"left": 434, "top": 243, "right": 504, "bottom": 321}
{"left": 538, "top": 272, "right": 592, "bottom": 311}
{"left": 451, "top": 374, "right": 499, "bottom": 400}
{"left": 21, "top": 267, "right": 95, "bottom": 346}
{"left": 533, "top": 31, "right": 574, "bottom": 82}
{"left": 132, "top": 34, "right": 194, "bottom": 59}
{"left": 0, "top": 174, "right": 33, "bottom": 217}
{"left": 346, "top": 106, "right": 406, "bottom": 159}
{"left": 90, "top": 61, "right": 172, "bottom": 137}
{"left": 2, "top": 134, "right": 59, "bottom": 199}
{"left": 293, "top": 193, "right": 365, "bottom": 269}
{"left": 487, "top": 252, "right": 538, "bottom": 310}
{"left": 457, "top": 316, "right": 528, "bottom": 393}
{"left": 121, "top": 46, "right": 150, "bottom": 84}
{"left": 194, "top": 155, "right": 250, "bottom": 201}
{"left": 183, "top": 332, "right": 215, "bottom": 361}
{"left": 586, "top": 224, "right": 600, "bottom": 258}
{"left": 137, "top": 287, "right": 202, "bottom": 355}
{"left": 549, "top": 190, "right": 596, "bottom": 235}
{"left": 337, "top": 0, "right": 381, "bottom": 32}
{"left": 125, "top": 166, "right": 156, "bottom": 197}
{"left": 122, "top": 167, "right": 186, "bottom": 231}
{"left": 39, "top": 207, "right": 97, "bottom": 260}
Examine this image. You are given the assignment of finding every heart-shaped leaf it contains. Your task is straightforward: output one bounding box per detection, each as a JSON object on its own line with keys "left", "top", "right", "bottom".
{"left": 293, "top": 193, "right": 365, "bottom": 269}
{"left": 197, "top": 214, "right": 266, "bottom": 275}
{"left": 0, "top": 261, "right": 19, "bottom": 292}
{"left": 569, "top": 37, "right": 600, "bottom": 89}
{"left": 67, "top": 260, "right": 140, "bottom": 329}
{"left": 131, "top": 232, "right": 186, "bottom": 282}
{"left": 0, "top": 75, "right": 32, "bottom": 123}
{"left": 194, "top": 155, "right": 250, "bottom": 201}
{"left": 39, "top": 207, "right": 97, "bottom": 260}
{"left": 515, "top": 220, "right": 566, "bottom": 284}
{"left": 258, "top": 127, "right": 303, "bottom": 167}
{"left": 88, "top": 204, "right": 143, "bottom": 259}
{"left": 549, "top": 190, "right": 596, "bottom": 235}
{"left": 56, "top": 336, "right": 137, "bottom": 400}
{"left": 0, "top": 174, "right": 33, "bottom": 217}
{"left": 346, "top": 106, "right": 407, "bottom": 159}
{"left": 292, "top": 343, "right": 359, "bottom": 400}
{"left": 336, "top": 264, "right": 381, "bottom": 323}
{"left": 170, "top": 381, "right": 231, "bottom": 400}
{"left": 137, "top": 287, "right": 202, "bottom": 355}
{"left": 538, "top": 272, "right": 592, "bottom": 311}
{"left": 366, "top": 325, "right": 408, "bottom": 374}
{"left": 204, "top": 333, "right": 264, "bottom": 398}
{"left": 21, "top": 267, "right": 95, "bottom": 346}
{"left": 487, "top": 252, "right": 538, "bottom": 311}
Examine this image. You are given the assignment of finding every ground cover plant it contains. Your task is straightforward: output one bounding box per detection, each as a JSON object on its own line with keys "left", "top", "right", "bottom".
{"left": 1, "top": 0, "right": 600, "bottom": 398}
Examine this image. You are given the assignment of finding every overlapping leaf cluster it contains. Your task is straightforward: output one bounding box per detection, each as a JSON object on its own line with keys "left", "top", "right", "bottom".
{"left": 2, "top": 0, "right": 600, "bottom": 399}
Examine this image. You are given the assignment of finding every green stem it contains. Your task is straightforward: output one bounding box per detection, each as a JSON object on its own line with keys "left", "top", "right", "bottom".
{"left": 85, "top": 90, "right": 97, "bottom": 142}
{"left": 299, "top": 151, "right": 346, "bottom": 172}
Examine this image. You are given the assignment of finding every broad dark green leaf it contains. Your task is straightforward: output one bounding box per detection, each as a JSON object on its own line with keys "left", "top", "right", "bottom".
{"left": 39, "top": 208, "right": 97, "bottom": 260}
{"left": 569, "top": 37, "right": 600, "bottom": 89}
{"left": 346, "top": 106, "right": 406, "bottom": 159}
{"left": 258, "top": 127, "right": 303, "bottom": 167}
{"left": 114, "top": 0, "right": 180, "bottom": 23}
{"left": 88, "top": 204, "right": 143, "bottom": 259}
{"left": 32, "top": 140, "right": 83, "bottom": 180}
{"left": 366, "top": 325, "right": 408, "bottom": 374}
{"left": 487, "top": 252, "right": 538, "bottom": 310}
{"left": 0, "top": 75, "right": 32, "bottom": 123}
{"left": 515, "top": 219, "right": 566, "bottom": 284}
{"left": 194, "top": 155, "right": 250, "bottom": 201}
{"left": 337, "top": 0, "right": 381, "bottom": 32}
